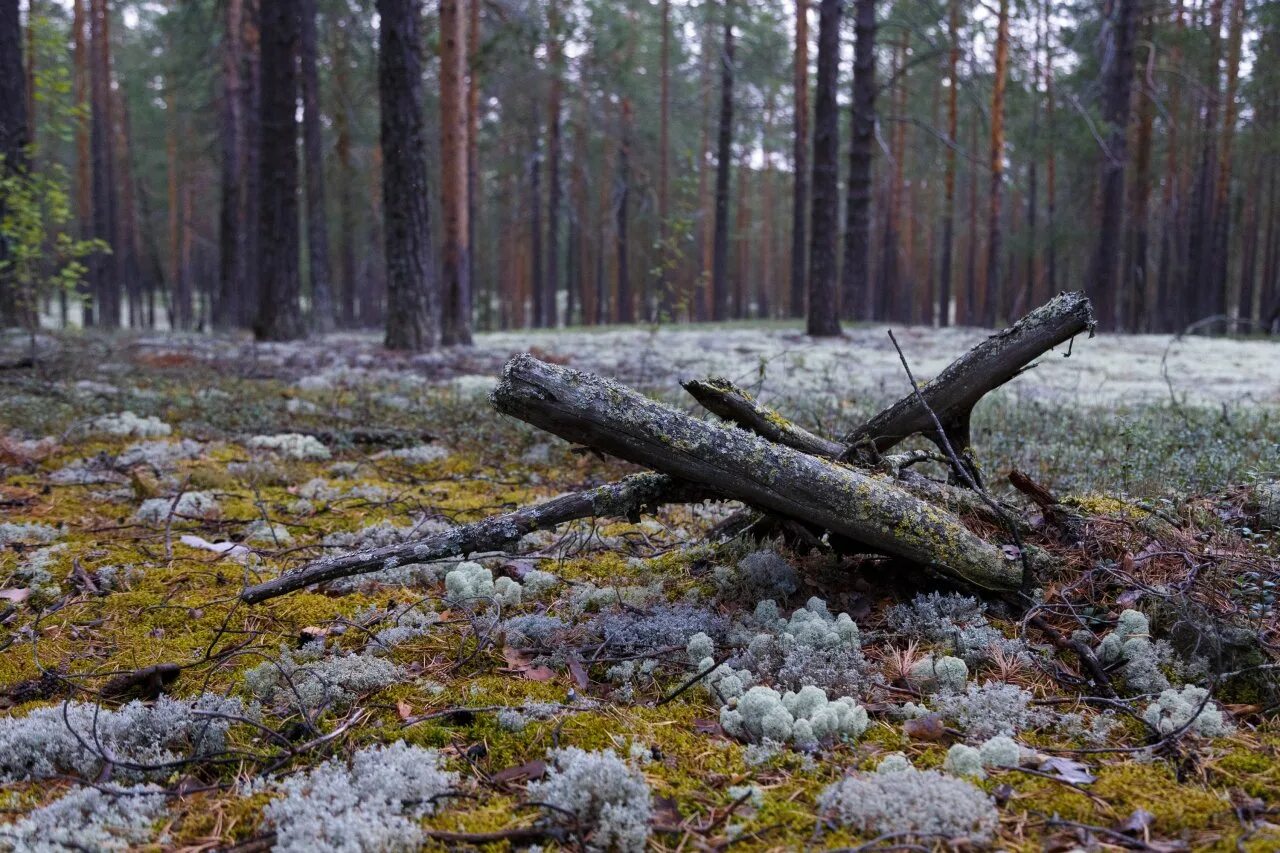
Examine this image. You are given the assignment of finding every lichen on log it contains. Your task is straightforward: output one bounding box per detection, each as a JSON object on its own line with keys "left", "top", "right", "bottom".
{"left": 493, "top": 355, "right": 1020, "bottom": 591}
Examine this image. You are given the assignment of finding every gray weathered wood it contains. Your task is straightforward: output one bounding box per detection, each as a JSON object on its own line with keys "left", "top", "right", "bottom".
{"left": 493, "top": 355, "right": 1020, "bottom": 591}
{"left": 241, "top": 473, "right": 708, "bottom": 603}
{"left": 682, "top": 377, "right": 845, "bottom": 458}
{"left": 842, "top": 291, "right": 1094, "bottom": 462}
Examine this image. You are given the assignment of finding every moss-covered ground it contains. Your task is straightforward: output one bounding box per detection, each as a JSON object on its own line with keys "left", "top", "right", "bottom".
{"left": 1, "top": 329, "right": 1279, "bottom": 851}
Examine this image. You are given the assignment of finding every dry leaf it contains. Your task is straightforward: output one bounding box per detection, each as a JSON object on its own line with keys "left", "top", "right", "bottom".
{"left": 903, "top": 713, "right": 946, "bottom": 741}
{"left": 396, "top": 700, "right": 413, "bottom": 720}
{"left": 0, "top": 588, "right": 30, "bottom": 604}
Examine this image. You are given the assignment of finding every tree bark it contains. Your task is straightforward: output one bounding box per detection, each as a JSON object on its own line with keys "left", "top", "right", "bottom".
{"left": 1086, "top": 0, "right": 1139, "bottom": 330}
{"left": 657, "top": 0, "right": 673, "bottom": 321}
{"left": 254, "top": 0, "right": 305, "bottom": 341}
{"left": 806, "top": 0, "right": 842, "bottom": 337}
{"left": 241, "top": 474, "right": 708, "bottom": 603}
{"left": 466, "top": 0, "right": 481, "bottom": 328}
{"left": 938, "top": 0, "right": 959, "bottom": 327}
{"left": 440, "top": 0, "right": 472, "bottom": 343}
{"left": 216, "top": 0, "right": 247, "bottom": 330}
{"left": 493, "top": 355, "right": 1019, "bottom": 591}
{"left": 0, "top": 0, "right": 27, "bottom": 328}
{"left": 300, "top": 0, "right": 335, "bottom": 333}
{"left": 711, "top": 4, "right": 735, "bottom": 322}
{"left": 983, "top": 0, "right": 1009, "bottom": 327}
{"left": 89, "top": 0, "right": 119, "bottom": 328}
{"left": 682, "top": 378, "right": 845, "bottom": 458}
{"left": 378, "top": 0, "right": 439, "bottom": 349}
{"left": 789, "top": 0, "right": 809, "bottom": 319}
{"left": 841, "top": 291, "right": 1095, "bottom": 461}
{"left": 840, "top": 0, "right": 876, "bottom": 322}
{"left": 615, "top": 98, "right": 634, "bottom": 323}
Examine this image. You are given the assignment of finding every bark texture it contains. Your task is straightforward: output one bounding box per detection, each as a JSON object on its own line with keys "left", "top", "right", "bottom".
{"left": 842, "top": 290, "right": 1095, "bottom": 460}
{"left": 378, "top": 0, "right": 439, "bottom": 350}
{"left": 493, "top": 355, "right": 1019, "bottom": 591}
{"left": 806, "top": 0, "right": 842, "bottom": 336}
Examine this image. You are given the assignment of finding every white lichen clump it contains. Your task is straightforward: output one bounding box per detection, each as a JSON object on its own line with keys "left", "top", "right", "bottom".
{"left": 247, "top": 433, "right": 331, "bottom": 460}
{"left": 888, "top": 591, "right": 1027, "bottom": 664}
{"left": 1095, "top": 609, "right": 1172, "bottom": 694}
{"left": 0, "top": 695, "right": 247, "bottom": 783}
{"left": 90, "top": 411, "right": 172, "bottom": 438}
{"left": 244, "top": 646, "right": 401, "bottom": 712}
{"left": 714, "top": 548, "right": 799, "bottom": 602}
{"left": 135, "top": 491, "right": 221, "bottom": 523}
{"left": 373, "top": 444, "right": 449, "bottom": 464}
{"left": 942, "top": 743, "right": 986, "bottom": 778}
{"left": 0, "top": 522, "right": 61, "bottom": 546}
{"left": 819, "top": 766, "right": 999, "bottom": 842}
{"left": 719, "top": 685, "right": 868, "bottom": 748}
{"left": 908, "top": 655, "right": 969, "bottom": 693}
{"left": 0, "top": 783, "right": 168, "bottom": 851}
{"left": 264, "top": 741, "right": 457, "bottom": 853}
{"left": 978, "top": 735, "right": 1023, "bottom": 768}
{"left": 443, "top": 561, "right": 522, "bottom": 607}
{"left": 1142, "top": 685, "right": 1231, "bottom": 737}
{"left": 736, "top": 597, "right": 872, "bottom": 697}
{"left": 932, "top": 680, "right": 1049, "bottom": 739}
{"left": 526, "top": 748, "right": 653, "bottom": 853}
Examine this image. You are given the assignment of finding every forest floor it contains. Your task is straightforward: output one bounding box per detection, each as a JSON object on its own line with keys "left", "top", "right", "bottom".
{"left": 1, "top": 324, "right": 1279, "bottom": 851}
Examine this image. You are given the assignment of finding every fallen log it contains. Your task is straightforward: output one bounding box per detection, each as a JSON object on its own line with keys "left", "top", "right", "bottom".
{"left": 493, "top": 355, "right": 1020, "bottom": 591}
{"left": 681, "top": 378, "right": 844, "bottom": 458}
{"left": 241, "top": 473, "right": 709, "bottom": 603}
{"left": 841, "top": 291, "right": 1094, "bottom": 463}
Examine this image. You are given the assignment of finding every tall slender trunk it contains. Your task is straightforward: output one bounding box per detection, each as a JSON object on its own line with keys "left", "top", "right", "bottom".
{"left": 657, "top": 0, "right": 673, "bottom": 320}
{"left": 239, "top": 0, "right": 261, "bottom": 327}
{"left": 694, "top": 4, "right": 715, "bottom": 321}
{"left": 1187, "top": 0, "right": 1225, "bottom": 326}
{"left": 963, "top": 103, "right": 978, "bottom": 324}
{"left": 334, "top": 16, "right": 356, "bottom": 326}
{"left": 440, "top": 0, "right": 471, "bottom": 343}
{"left": 377, "top": 0, "right": 438, "bottom": 348}
{"left": 789, "top": 0, "right": 809, "bottom": 318}
{"left": 938, "top": 0, "right": 959, "bottom": 327}
{"left": 254, "top": 0, "right": 304, "bottom": 340}
{"left": 216, "top": 0, "right": 246, "bottom": 329}
{"left": 0, "top": 0, "right": 29, "bottom": 328}
{"left": 542, "top": 0, "right": 562, "bottom": 330}
{"left": 111, "top": 90, "right": 143, "bottom": 327}
{"left": 167, "top": 73, "right": 186, "bottom": 328}
{"left": 1024, "top": 1, "right": 1042, "bottom": 317}
{"left": 1214, "top": 0, "right": 1244, "bottom": 325}
{"left": 466, "top": 0, "right": 481, "bottom": 328}
{"left": 1124, "top": 15, "right": 1155, "bottom": 330}
{"left": 840, "top": 0, "right": 875, "bottom": 321}
{"left": 1155, "top": 0, "right": 1186, "bottom": 332}
{"left": 300, "top": 0, "right": 335, "bottom": 332}
{"left": 711, "top": 4, "right": 734, "bottom": 322}
{"left": 71, "top": 0, "right": 89, "bottom": 325}
{"left": 1087, "top": 0, "right": 1139, "bottom": 330}
{"left": 89, "top": 0, "right": 119, "bottom": 327}
{"left": 1044, "top": 8, "right": 1058, "bottom": 299}
{"left": 807, "top": 0, "right": 842, "bottom": 336}
{"left": 983, "top": 0, "right": 1009, "bottom": 326}
{"left": 881, "top": 34, "right": 907, "bottom": 322}
{"left": 615, "top": 97, "right": 634, "bottom": 323}
{"left": 530, "top": 103, "right": 544, "bottom": 327}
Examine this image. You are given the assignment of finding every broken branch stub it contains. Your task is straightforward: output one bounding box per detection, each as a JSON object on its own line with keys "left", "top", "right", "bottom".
{"left": 681, "top": 377, "right": 845, "bottom": 458}
{"left": 841, "top": 291, "right": 1095, "bottom": 463}
{"left": 493, "top": 354, "right": 1021, "bottom": 591}
{"left": 240, "top": 473, "right": 707, "bottom": 604}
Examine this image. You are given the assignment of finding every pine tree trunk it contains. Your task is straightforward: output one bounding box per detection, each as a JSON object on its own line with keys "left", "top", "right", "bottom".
{"left": 239, "top": 0, "right": 261, "bottom": 328}
{"left": 1213, "top": 0, "right": 1244, "bottom": 327}
{"left": 1187, "top": 0, "right": 1225, "bottom": 327}
{"left": 711, "top": 6, "right": 734, "bottom": 322}
{"left": 530, "top": 104, "right": 544, "bottom": 327}
{"left": 0, "top": 0, "right": 28, "bottom": 328}
{"left": 938, "top": 0, "right": 959, "bottom": 327}
{"left": 1086, "top": 0, "right": 1138, "bottom": 330}
{"left": 216, "top": 0, "right": 246, "bottom": 330}
{"left": 840, "top": 0, "right": 875, "bottom": 322}
{"left": 657, "top": 0, "right": 673, "bottom": 321}
{"left": 377, "top": 0, "right": 438, "bottom": 349}
{"left": 1044, "top": 6, "right": 1058, "bottom": 300}
{"left": 1123, "top": 13, "right": 1155, "bottom": 330}
{"left": 807, "top": 0, "right": 842, "bottom": 337}
{"left": 789, "top": 0, "right": 809, "bottom": 319}
{"left": 89, "top": 0, "right": 119, "bottom": 328}
{"left": 72, "top": 0, "right": 90, "bottom": 326}
{"left": 440, "top": 0, "right": 472, "bottom": 343}
{"left": 983, "top": 0, "right": 1009, "bottom": 327}
{"left": 542, "top": 0, "right": 562, "bottom": 330}
{"left": 254, "top": 0, "right": 304, "bottom": 341}
{"left": 300, "top": 0, "right": 335, "bottom": 333}
{"left": 466, "top": 0, "right": 482, "bottom": 328}
{"left": 615, "top": 98, "right": 634, "bottom": 323}
{"left": 334, "top": 18, "right": 356, "bottom": 327}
